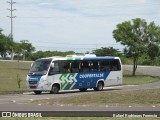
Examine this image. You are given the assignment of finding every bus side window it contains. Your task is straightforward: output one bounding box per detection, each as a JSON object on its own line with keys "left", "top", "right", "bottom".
{"left": 54, "top": 62, "right": 60, "bottom": 72}
{"left": 81, "top": 61, "right": 90, "bottom": 72}
{"left": 79, "top": 62, "right": 82, "bottom": 72}
{"left": 117, "top": 60, "right": 121, "bottom": 70}
{"left": 71, "top": 61, "right": 79, "bottom": 73}
{"left": 98, "top": 61, "right": 101, "bottom": 71}
{"left": 61, "top": 61, "right": 71, "bottom": 73}
{"left": 90, "top": 61, "right": 99, "bottom": 72}
{"left": 110, "top": 60, "right": 121, "bottom": 71}
{"left": 49, "top": 61, "right": 60, "bottom": 75}
{"left": 88, "top": 61, "right": 92, "bottom": 72}
{"left": 100, "top": 60, "right": 110, "bottom": 71}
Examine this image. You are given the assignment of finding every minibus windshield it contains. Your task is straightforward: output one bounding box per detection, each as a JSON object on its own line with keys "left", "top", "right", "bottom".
{"left": 29, "top": 59, "right": 52, "bottom": 75}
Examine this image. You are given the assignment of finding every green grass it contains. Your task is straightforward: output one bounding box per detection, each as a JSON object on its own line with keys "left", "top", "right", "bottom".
{"left": 0, "top": 61, "right": 31, "bottom": 94}
{"left": 0, "top": 61, "right": 160, "bottom": 94}
{"left": 33, "top": 89, "right": 160, "bottom": 106}
{"left": 123, "top": 70, "right": 160, "bottom": 85}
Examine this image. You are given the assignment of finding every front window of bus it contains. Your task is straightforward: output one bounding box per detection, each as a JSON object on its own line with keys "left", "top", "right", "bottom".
{"left": 29, "top": 59, "right": 52, "bottom": 76}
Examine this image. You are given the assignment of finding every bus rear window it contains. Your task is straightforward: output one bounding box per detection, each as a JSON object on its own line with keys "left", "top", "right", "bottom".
{"left": 100, "top": 59, "right": 121, "bottom": 71}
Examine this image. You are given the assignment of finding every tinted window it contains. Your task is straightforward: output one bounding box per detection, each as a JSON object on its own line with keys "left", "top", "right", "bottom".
{"left": 48, "top": 61, "right": 60, "bottom": 75}
{"left": 100, "top": 60, "right": 110, "bottom": 71}
{"left": 90, "top": 61, "right": 99, "bottom": 72}
{"left": 81, "top": 61, "right": 90, "bottom": 72}
{"left": 30, "top": 59, "right": 52, "bottom": 72}
{"left": 61, "top": 61, "right": 71, "bottom": 73}
{"left": 99, "top": 59, "right": 121, "bottom": 71}
{"left": 50, "top": 59, "right": 121, "bottom": 74}
{"left": 110, "top": 59, "right": 121, "bottom": 71}
{"left": 71, "top": 61, "right": 80, "bottom": 73}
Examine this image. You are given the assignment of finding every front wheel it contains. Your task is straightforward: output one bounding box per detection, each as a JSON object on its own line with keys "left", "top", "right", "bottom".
{"left": 50, "top": 84, "right": 60, "bottom": 94}
{"left": 94, "top": 82, "right": 104, "bottom": 91}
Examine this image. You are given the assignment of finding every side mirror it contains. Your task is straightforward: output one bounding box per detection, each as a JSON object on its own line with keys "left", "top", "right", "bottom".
{"left": 51, "top": 63, "right": 54, "bottom": 68}
{"left": 31, "top": 63, "right": 33, "bottom": 67}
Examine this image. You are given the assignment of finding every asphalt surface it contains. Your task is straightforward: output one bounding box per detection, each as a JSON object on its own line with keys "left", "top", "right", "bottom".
{"left": 123, "top": 65, "right": 160, "bottom": 77}
{"left": 0, "top": 65, "right": 160, "bottom": 112}
{"left": 0, "top": 103, "right": 159, "bottom": 111}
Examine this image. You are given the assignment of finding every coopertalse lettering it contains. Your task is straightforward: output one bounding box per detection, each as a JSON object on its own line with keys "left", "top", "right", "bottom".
{"left": 79, "top": 73, "right": 104, "bottom": 78}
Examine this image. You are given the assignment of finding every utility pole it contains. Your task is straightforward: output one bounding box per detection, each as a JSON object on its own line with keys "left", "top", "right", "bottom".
{"left": 7, "top": 0, "right": 16, "bottom": 60}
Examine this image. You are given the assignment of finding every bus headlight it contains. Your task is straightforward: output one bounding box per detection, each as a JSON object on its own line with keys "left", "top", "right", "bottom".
{"left": 40, "top": 76, "right": 46, "bottom": 82}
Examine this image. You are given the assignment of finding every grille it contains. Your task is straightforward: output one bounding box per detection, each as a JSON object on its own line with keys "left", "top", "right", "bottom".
{"left": 29, "top": 81, "right": 38, "bottom": 89}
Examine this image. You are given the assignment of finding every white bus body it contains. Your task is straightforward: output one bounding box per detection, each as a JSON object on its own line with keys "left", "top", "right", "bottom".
{"left": 26, "top": 55, "right": 122, "bottom": 94}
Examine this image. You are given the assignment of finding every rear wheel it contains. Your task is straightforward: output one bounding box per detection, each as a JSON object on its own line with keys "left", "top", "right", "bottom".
{"left": 50, "top": 84, "right": 60, "bottom": 94}
{"left": 94, "top": 82, "right": 104, "bottom": 91}
{"left": 79, "top": 88, "right": 87, "bottom": 92}
{"left": 34, "top": 91, "right": 42, "bottom": 95}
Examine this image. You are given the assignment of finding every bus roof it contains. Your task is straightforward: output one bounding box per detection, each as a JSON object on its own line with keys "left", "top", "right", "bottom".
{"left": 38, "top": 54, "right": 120, "bottom": 61}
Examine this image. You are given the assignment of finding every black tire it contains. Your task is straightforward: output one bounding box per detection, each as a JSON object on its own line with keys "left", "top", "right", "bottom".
{"left": 34, "top": 91, "right": 42, "bottom": 95}
{"left": 50, "top": 84, "right": 60, "bottom": 94}
{"left": 79, "top": 88, "right": 87, "bottom": 92}
{"left": 94, "top": 82, "right": 104, "bottom": 91}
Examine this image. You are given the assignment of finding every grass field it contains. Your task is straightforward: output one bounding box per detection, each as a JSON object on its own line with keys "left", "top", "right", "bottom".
{"left": 0, "top": 61, "right": 160, "bottom": 94}
{"left": 123, "top": 70, "right": 160, "bottom": 85}
{"left": 33, "top": 88, "right": 160, "bottom": 106}
{"left": 0, "top": 61, "right": 31, "bottom": 94}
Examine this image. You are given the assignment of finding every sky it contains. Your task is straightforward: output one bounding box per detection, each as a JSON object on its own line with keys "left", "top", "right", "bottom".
{"left": 0, "top": 0, "right": 160, "bottom": 53}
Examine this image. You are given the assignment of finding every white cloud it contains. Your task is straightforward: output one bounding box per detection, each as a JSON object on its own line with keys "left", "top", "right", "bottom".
{"left": 0, "top": 0, "right": 160, "bottom": 52}
{"left": 135, "top": 0, "right": 147, "bottom": 3}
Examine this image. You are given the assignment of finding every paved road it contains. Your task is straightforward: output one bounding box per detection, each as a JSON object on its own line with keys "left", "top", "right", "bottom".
{"left": 0, "top": 80, "right": 160, "bottom": 105}
{"left": 1, "top": 103, "right": 159, "bottom": 117}
{"left": 0, "top": 65, "right": 160, "bottom": 112}
{"left": 0, "top": 82, "right": 160, "bottom": 111}
{"left": 123, "top": 65, "right": 160, "bottom": 77}
{"left": 0, "top": 103, "right": 159, "bottom": 111}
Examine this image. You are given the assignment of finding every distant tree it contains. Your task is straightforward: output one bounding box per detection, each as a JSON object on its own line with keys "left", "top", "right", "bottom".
{"left": 113, "top": 18, "right": 160, "bottom": 75}
{"left": 64, "top": 51, "right": 75, "bottom": 56}
{"left": 85, "top": 51, "right": 90, "bottom": 54}
{"left": 30, "top": 50, "right": 75, "bottom": 61}
{"left": 113, "top": 18, "right": 149, "bottom": 76}
{"left": 92, "top": 47, "right": 120, "bottom": 56}
{"left": 30, "top": 51, "right": 44, "bottom": 61}
{"left": 13, "top": 42, "right": 22, "bottom": 61}
{"left": 147, "top": 44, "right": 159, "bottom": 60}
{"left": 0, "top": 30, "right": 14, "bottom": 59}
{"left": 20, "top": 40, "right": 35, "bottom": 60}
{"left": 147, "top": 22, "right": 160, "bottom": 60}
{"left": 13, "top": 40, "right": 35, "bottom": 61}
{"left": 0, "top": 32, "right": 7, "bottom": 58}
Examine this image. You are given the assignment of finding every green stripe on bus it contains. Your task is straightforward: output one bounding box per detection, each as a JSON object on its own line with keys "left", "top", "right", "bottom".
{"left": 67, "top": 58, "right": 73, "bottom": 60}
{"left": 64, "top": 83, "right": 73, "bottom": 90}
{"left": 75, "top": 58, "right": 81, "bottom": 60}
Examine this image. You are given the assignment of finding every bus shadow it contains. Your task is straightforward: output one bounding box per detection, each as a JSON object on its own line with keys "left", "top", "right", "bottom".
{"left": 58, "top": 88, "right": 121, "bottom": 94}
{"left": 27, "top": 88, "right": 121, "bottom": 95}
